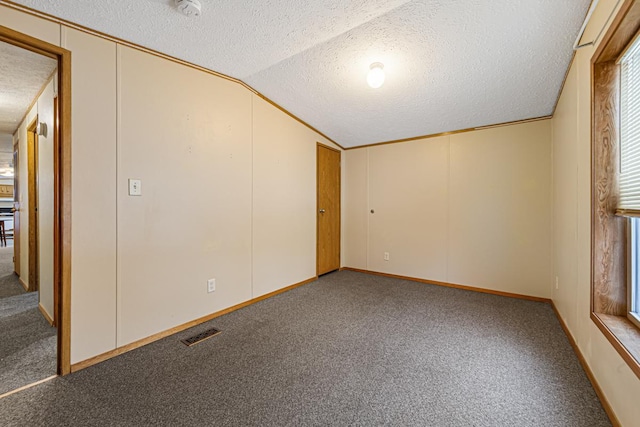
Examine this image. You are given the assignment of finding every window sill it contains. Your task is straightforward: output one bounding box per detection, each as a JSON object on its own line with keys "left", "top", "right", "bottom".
{"left": 592, "top": 312, "right": 640, "bottom": 379}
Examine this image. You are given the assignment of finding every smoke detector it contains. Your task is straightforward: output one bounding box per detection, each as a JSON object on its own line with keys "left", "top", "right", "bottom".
{"left": 175, "top": 0, "right": 201, "bottom": 17}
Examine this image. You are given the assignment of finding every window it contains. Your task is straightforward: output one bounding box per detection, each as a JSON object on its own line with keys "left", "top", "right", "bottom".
{"left": 630, "top": 217, "right": 640, "bottom": 328}
{"left": 620, "top": 34, "right": 640, "bottom": 329}
{"left": 591, "top": 0, "right": 640, "bottom": 380}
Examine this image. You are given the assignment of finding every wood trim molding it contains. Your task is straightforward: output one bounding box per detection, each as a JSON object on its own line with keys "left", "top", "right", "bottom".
{"left": 592, "top": 59, "right": 626, "bottom": 315}
{"left": 71, "top": 276, "right": 317, "bottom": 373}
{"left": 0, "top": 375, "right": 57, "bottom": 400}
{"left": 592, "top": 312, "right": 640, "bottom": 379}
{"left": 0, "top": 1, "right": 345, "bottom": 151}
{"left": 38, "top": 303, "right": 54, "bottom": 326}
{"left": 552, "top": 304, "right": 621, "bottom": 427}
{"left": 342, "top": 267, "right": 551, "bottom": 303}
{"left": 592, "top": 0, "right": 640, "bottom": 63}
{"left": 0, "top": 24, "right": 72, "bottom": 376}
{"left": 344, "top": 116, "right": 552, "bottom": 151}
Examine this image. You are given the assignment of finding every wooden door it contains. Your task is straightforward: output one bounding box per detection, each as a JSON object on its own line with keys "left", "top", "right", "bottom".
{"left": 13, "top": 142, "right": 20, "bottom": 276}
{"left": 317, "top": 144, "right": 341, "bottom": 275}
{"left": 27, "top": 121, "right": 39, "bottom": 292}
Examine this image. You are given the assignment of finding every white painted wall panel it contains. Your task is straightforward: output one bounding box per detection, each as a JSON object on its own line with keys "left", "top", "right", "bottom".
{"left": 367, "top": 137, "right": 449, "bottom": 281}
{"left": 448, "top": 122, "right": 552, "bottom": 298}
{"left": 251, "top": 96, "right": 317, "bottom": 297}
{"left": 61, "top": 27, "right": 117, "bottom": 364}
{"left": 0, "top": 5, "right": 60, "bottom": 46}
{"left": 37, "top": 79, "right": 54, "bottom": 319}
{"left": 117, "top": 46, "right": 252, "bottom": 346}
{"left": 343, "top": 149, "right": 368, "bottom": 270}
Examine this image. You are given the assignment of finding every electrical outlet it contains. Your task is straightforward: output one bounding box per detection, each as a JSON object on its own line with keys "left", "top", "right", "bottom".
{"left": 207, "top": 278, "right": 216, "bottom": 293}
{"left": 555, "top": 276, "right": 559, "bottom": 290}
{"left": 384, "top": 252, "right": 390, "bottom": 261}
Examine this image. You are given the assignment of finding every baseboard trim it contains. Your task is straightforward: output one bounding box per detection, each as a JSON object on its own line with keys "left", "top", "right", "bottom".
{"left": 550, "top": 302, "right": 621, "bottom": 427}
{"left": 18, "top": 276, "right": 27, "bottom": 292}
{"left": 70, "top": 276, "right": 318, "bottom": 373}
{"left": 38, "top": 303, "right": 54, "bottom": 326}
{"left": 342, "top": 267, "right": 551, "bottom": 303}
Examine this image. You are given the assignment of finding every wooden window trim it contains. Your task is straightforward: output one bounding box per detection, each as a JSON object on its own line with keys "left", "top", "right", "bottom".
{"left": 591, "top": 0, "right": 640, "bottom": 380}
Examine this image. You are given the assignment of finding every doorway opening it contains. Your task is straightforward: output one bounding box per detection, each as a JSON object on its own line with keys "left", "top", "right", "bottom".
{"left": 0, "top": 25, "right": 72, "bottom": 397}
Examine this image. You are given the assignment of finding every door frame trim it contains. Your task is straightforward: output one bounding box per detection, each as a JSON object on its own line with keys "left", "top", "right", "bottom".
{"left": 0, "top": 25, "right": 72, "bottom": 375}
{"left": 27, "top": 117, "right": 39, "bottom": 293}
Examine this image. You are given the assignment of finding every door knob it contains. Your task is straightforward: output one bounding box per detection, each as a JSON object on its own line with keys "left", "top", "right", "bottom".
{"left": 319, "top": 209, "right": 326, "bottom": 214}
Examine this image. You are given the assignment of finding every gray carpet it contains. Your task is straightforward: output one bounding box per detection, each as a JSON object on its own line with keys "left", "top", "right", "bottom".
{"left": 0, "top": 271, "right": 610, "bottom": 426}
{"left": 0, "top": 246, "right": 57, "bottom": 396}
{"left": 0, "top": 246, "right": 21, "bottom": 299}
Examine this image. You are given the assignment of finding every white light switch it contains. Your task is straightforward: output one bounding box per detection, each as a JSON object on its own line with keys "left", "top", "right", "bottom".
{"left": 128, "top": 179, "right": 142, "bottom": 196}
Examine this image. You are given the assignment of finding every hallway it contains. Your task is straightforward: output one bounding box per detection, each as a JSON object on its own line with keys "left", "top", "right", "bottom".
{"left": 0, "top": 245, "right": 56, "bottom": 396}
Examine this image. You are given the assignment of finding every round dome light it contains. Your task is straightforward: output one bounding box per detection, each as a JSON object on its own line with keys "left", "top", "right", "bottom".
{"left": 367, "top": 62, "right": 385, "bottom": 89}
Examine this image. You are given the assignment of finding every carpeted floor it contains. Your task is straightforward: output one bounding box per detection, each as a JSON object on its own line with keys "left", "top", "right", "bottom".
{"left": 0, "top": 271, "right": 610, "bottom": 426}
{"left": 0, "top": 246, "right": 57, "bottom": 396}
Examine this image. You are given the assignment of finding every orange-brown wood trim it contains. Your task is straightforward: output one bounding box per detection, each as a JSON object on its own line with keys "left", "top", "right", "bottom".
{"left": 344, "top": 116, "right": 552, "bottom": 150}
{"left": 317, "top": 142, "right": 341, "bottom": 154}
{"left": 592, "top": 0, "right": 640, "bottom": 64}
{"left": 591, "top": 312, "right": 640, "bottom": 380}
{"left": 0, "top": 1, "right": 346, "bottom": 151}
{"left": 0, "top": 375, "right": 57, "bottom": 400}
{"left": 0, "top": 24, "right": 73, "bottom": 376}
{"left": 53, "top": 95, "right": 59, "bottom": 328}
{"left": 551, "top": 304, "right": 621, "bottom": 427}
{"left": 71, "top": 276, "right": 318, "bottom": 373}
{"left": 552, "top": 52, "right": 577, "bottom": 117}
{"left": 27, "top": 117, "right": 38, "bottom": 294}
{"left": 38, "top": 302, "right": 54, "bottom": 326}
{"left": 58, "top": 41, "right": 72, "bottom": 376}
{"left": 342, "top": 267, "right": 551, "bottom": 303}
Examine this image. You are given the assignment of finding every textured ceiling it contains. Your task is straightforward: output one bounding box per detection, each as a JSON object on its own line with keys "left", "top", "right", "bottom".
{"left": 0, "top": 40, "right": 57, "bottom": 134}
{"left": 7, "top": 0, "right": 590, "bottom": 147}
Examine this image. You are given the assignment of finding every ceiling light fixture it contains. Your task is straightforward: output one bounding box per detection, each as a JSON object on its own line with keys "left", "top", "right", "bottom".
{"left": 367, "top": 62, "right": 385, "bottom": 89}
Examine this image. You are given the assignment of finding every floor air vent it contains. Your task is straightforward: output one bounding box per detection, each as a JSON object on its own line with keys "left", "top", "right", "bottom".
{"left": 181, "top": 328, "right": 221, "bottom": 346}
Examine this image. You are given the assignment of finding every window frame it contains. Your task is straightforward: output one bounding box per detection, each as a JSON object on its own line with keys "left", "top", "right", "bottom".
{"left": 591, "top": 0, "right": 640, "bottom": 380}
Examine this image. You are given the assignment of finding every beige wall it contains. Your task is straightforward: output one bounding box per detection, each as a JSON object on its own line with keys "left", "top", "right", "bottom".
{"left": 344, "top": 120, "right": 553, "bottom": 298}
{"left": 1, "top": 5, "right": 340, "bottom": 363}
{"left": 552, "top": 0, "right": 640, "bottom": 425}
{"left": 116, "top": 45, "right": 254, "bottom": 345}
{"left": 61, "top": 26, "right": 118, "bottom": 362}
{"left": 36, "top": 79, "right": 55, "bottom": 318}
{"left": 11, "top": 77, "right": 55, "bottom": 320}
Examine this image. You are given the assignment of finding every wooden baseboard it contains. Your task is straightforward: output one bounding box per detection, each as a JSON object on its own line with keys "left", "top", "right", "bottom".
{"left": 550, "top": 302, "right": 621, "bottom": 427}
{"left": 71, "top": 276, "right": 318, "bottom": 373}
{"left": 341, "top": 267, "right": 551, "bottom": 303}
{"left": 38, "top": 303, "right": 54, "bottom": 326}
{"left": 18, "top": 276, "right": 28, "bottom": 292}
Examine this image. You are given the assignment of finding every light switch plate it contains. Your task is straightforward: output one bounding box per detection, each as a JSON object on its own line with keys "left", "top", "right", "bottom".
{"left": 128, "top": 179, "right": 142, "bottom": 196}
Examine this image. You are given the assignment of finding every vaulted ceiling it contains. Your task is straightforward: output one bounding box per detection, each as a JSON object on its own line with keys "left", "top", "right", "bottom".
{"left": 9, "top": 0, "right": 591, "bottom": 147}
